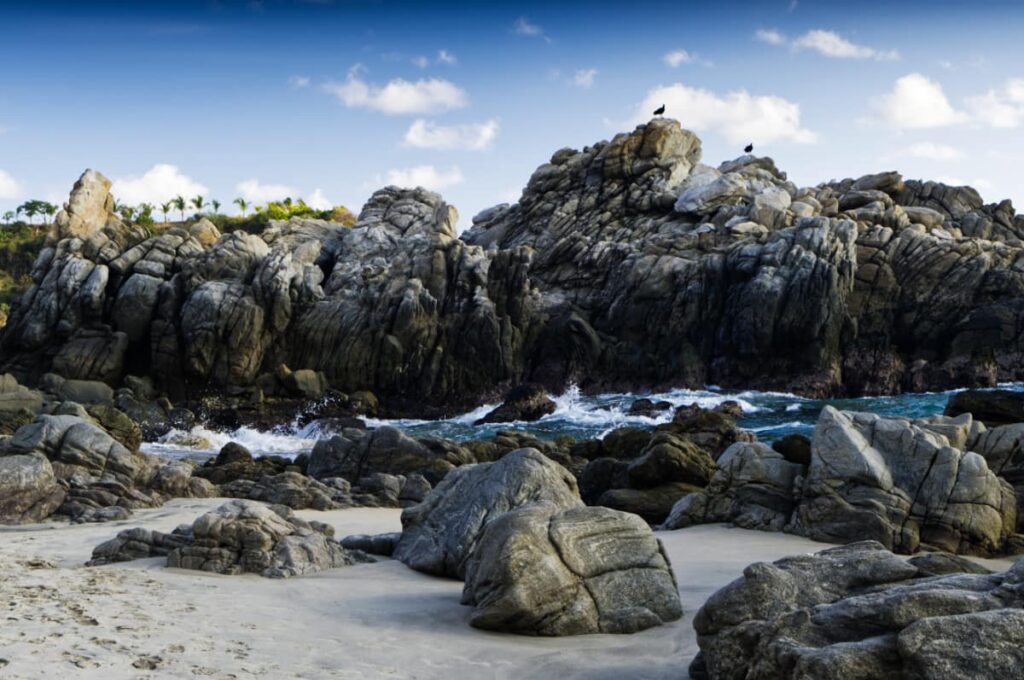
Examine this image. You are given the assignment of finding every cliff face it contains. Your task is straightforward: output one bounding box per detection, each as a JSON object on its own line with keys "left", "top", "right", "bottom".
{"left": 2, "top": 120, "right": 1023, "bottom": 410}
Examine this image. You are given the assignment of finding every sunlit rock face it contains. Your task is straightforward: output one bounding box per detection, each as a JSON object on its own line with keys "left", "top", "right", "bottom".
{"left": 4, "top": 119, "right": 1024, "bottom": 410}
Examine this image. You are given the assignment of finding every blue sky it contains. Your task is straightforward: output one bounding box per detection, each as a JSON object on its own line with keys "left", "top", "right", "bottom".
{"left": 1, "top": 0, "right": 1023, "bottom": 227}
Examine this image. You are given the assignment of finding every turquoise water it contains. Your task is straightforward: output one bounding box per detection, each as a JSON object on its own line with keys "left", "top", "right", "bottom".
{"left": 143, "top": 383, "right": 1024, "bottom": 460}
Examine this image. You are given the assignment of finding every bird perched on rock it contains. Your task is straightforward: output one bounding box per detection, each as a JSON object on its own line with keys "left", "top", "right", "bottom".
{"left": 744, "top": 143, "right": 754, "bottom": 153}
{"left": 653, "top": 104, "right": 665, "bottom": 116}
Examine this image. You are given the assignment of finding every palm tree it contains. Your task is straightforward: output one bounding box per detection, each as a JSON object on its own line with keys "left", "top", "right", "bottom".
{"left": 20, "top": 201, "right": 39, "bottom": 225}
{"left": 172, "top": 195, "right": 186, "bottom": 221}
{"left": 160, "top": 201, "right": 172, "bottom": 223}
{"left": 2, "top": 211, "right": 14, "bottom": 225}
{"left": 42, "top": 202, "right": 57, "bottom": 224}
{"left": 190, "top": 195, "right": 205, "bottom": 214}
{"left": 138, "top": 203, "right": 155, "bottom": 223}
{"left": 211, "top": 199, "right": 221, "bottom": 214}
{"left": 118, "top": 204, "right": 136, "bottom": 222}
{"left": 233, "top": 197, "right": 249, "bottom": 216}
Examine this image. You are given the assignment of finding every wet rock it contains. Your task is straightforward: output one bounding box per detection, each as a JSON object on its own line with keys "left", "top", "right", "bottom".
{"left": 626, "top": 398, "right": 673, "bottom": 417}
{"left": 340, "top": 532, "right": 401, "bottom": 557}
{"left": 474, "top": 383, "right": 557, "bottom": 425}
{"left": 461, "top": 504, "right": 682, "bottom": 635}
{"left": 946, "top": 389, "right": 1024, "bottom": 426}
{"left": 771, "top": 432, "right": 811, "bottom": 466}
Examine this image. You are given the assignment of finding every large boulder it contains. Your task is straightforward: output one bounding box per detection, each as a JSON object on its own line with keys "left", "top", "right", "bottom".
{"left": 461, "top": 504, "right": 682, "bottom": 635}
{"left": 0, "top": 454, "right": 66, "bottom": 524}
{"left": 166, "top": 499, "right": 369, "bottom": 578}
{"left": 790, "top": 407, "right": 1016, "bottom": 555}
{"left": 691, "top": 540, "right": 1024, "bottom": 680}
{"left": 392, "top": 448, "right": 583, "bottom": 579}
{"left": 661, "top": 441, "right": 803, "bottom": 531}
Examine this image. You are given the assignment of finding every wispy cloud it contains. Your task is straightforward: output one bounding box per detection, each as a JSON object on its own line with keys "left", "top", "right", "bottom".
{"left": 288, "top": 75, "right": 311, "bottom": 89}
{"left": 236, "top": 178, "right": 299, "bottom": 203}
{"left": 628, "top": 83, "right": 816, "bottom": 145}
{"left": 403, "top": 119, "right": 499, "bottom": 151}
{"left": 572, "top": 68, "right": 598, "bottom": 89}
{"left": 322, "top": 65, "right": 468, "bottom": 115}
{"left": 966, "top": 78, "right": 1024, "bottom": 128}
{"left": 383, "top": 165, "right": 464, "bottom": 191}
{"left": 662, "top": 49, "right": 713, "bottom": 68}
{"left": 411, "top": 55, "right": 430, "bottom": 69}
{"left": 112, "top": 164, "right": 208, "bottom": 205}
{"left": 900, "top": 142, "right": 963, "bottom": 161}
{"left": 513, "top": 17, "right": 551, "bottom": 43}
{"left": 755, "top": 29, "right": 786, "bottom": 46}
{"left": 438, "top": 49, "right": 457, "bottom": 65}
{"left": 758, "top": 28, "right": 899, "bottom": 61}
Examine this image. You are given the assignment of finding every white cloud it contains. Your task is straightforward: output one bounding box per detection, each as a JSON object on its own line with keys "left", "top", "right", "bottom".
{"left": 288, "top": 75, "right": 310, "bottom": 89}
{"left": 513, "top": 17, "right": 550, "bottom": 43}
{"left": 966, "top": 78, "right": 1024, "bottom": 128}
{"left": 385, "top": 165, "right": 464, "bottom": 191}
{"left": 322, "top": 65, "right": 468, "bottom": 115}
{"left": 663, "top": 50, "right": 694, "bottom": 67}
{"left": 572, "top": 68, "right": 598, "bottom": 89}
{"left": 236, "top": 179, "right": 299, "bottom": 203}
{"left": 755, "top": 29, "right": 786, "bottom": 46}
{"left": 872, "top": 73, "right": 968, "bottom": 129}
{"left": 791, "top": 30, "right": 899, "bottom": 61}
{"left": 403, "top": 119, "right": 499, "bottom": 151}
{"left": 902, "top": 142, "right": 962, "bottom": 161}
{"left": 629, "top": 83, "right": 816, "bottom": 144}
{"left": 0, "top": 169, "right": 23, "bottom": 200}
{"left": 438, "top": 49, "right": 457, "bottom": 65}
{"left": 112, "top": 164, "right": 208, "bottom": 206}
{"left": 411, "top": 55, "right": 430, "bottom": 69}
{"left": 306, "top": 188, "right": 333, "bottom": 210}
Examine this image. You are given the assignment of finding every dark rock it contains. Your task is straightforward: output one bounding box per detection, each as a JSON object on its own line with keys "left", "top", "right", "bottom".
{"left": 626, "top": 398, "right": 673, "bottom": 417}
{"left": 474, "top": 383, "right": 557, "bottom": 425}
{"left": 946, "top": 389, "right": 1024, "bottom": 426}
{"left": 771, "top": 432, "right": 812, "bottom": 466}
{"left": 340, "top": 532, "right": 401, "bottom": 557}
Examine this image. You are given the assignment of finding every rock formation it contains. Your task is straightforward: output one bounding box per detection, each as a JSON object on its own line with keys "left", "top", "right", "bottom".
{"left": 3, "top": 119, "right": 1023, "bottom": 413}
{"left": 691, "top": 540, "right": 1024, "bottom": 679}
{"left": 392, "top": 448, "right": 582, "bottom": 579}
{"left": 461, "top": 503, "right": 682, "bottom": 635}
{"left": 665, "top": 407, "right": 1021, "bottom": 556}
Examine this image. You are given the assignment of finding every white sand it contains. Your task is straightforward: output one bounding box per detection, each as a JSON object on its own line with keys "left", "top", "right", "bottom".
{"left": 1, "top": 500, "right": 1014, "bottom": 680}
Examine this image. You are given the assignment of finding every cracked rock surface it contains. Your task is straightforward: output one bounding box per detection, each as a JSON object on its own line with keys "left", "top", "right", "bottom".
{"left": 461, "top": 503, "right": 682, "bottom": 636}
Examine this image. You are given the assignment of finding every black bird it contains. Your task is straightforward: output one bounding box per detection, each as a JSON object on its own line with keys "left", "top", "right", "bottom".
{"left": 744, "top": 143, "right": 754, "bottom": 153}
{"left": 653, "top": 104, "right": 665, "bottom": 116}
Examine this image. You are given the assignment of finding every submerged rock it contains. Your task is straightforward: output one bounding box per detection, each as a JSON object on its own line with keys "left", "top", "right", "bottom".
{"left": 474, "top": 383, "right": 557, "bottom": 425}
{"left": 462, "top": 504, "right": 682, "bottom": 636}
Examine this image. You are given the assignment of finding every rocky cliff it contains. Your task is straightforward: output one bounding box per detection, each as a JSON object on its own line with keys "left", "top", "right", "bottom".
{"left": 2, "top": 120, "right": 1023, "bottom": 412}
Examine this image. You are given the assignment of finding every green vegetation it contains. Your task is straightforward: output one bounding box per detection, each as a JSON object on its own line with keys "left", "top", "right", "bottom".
{"left": 0, "top": 222, "right": 45, "bottom": 325}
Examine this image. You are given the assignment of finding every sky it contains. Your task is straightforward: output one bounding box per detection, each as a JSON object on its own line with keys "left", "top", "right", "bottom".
{"left": 1, "top": 0, "right": 1024, "bottom": 229}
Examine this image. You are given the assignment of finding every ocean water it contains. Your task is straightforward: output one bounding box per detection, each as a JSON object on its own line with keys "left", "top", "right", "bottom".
{"left": 142, "top": 383, "right": 1024, "bottom": 461}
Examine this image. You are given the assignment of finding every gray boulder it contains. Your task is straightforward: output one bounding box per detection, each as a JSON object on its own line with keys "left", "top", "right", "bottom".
{"left": 307, "top": 426, "right": 472, "bottom": 482}
{"left": 392, "top": 448, "right": 582, "bottom": 579}
{"left": 0, "top": 454, "right": 66, "bottom": 524}
{"left": 692, "top": 540, "right": 1024, "bottom": 680}
{"left": 462, "top": 503, "right": 682, "bottom": 636}
{"left": 166, "top": 499, "right": 370, "bottom": 578}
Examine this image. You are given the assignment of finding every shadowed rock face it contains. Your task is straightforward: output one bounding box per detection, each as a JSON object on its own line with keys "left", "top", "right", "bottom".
{"left": 691, "top": 541, "right": 1024, "bottom": 680}
{"left": 4, "top": 119, "right": 1024, "bottom": 410}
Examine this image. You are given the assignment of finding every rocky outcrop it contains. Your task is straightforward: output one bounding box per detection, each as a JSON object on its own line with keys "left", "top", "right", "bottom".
{"left": 88, "top": 525, "right": 193, "bottom": 565}
{"left": 166, "top": 500, "right": 370, "bottom": 578}
{"left": 691, "top": 540, "right": 1024, "bottom": 680}
{"left": 461, "top": 504, "right": 682, "bottom": 635}
{"left": 664, "top": 407, "right": 1021, "bottom": 556}
{"left": 4, "top": 121, "right": 1023, "bottom": 412}
{"left": 392, "top": 448, "right": 582, "bottom": 579}
{"left": 307, "top": 426, "right": 473, "bottom": 483}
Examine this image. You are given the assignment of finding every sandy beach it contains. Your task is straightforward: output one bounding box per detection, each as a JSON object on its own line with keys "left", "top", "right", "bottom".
{"left": 1, "top": 498, "right": 1010, "bottom": 680}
